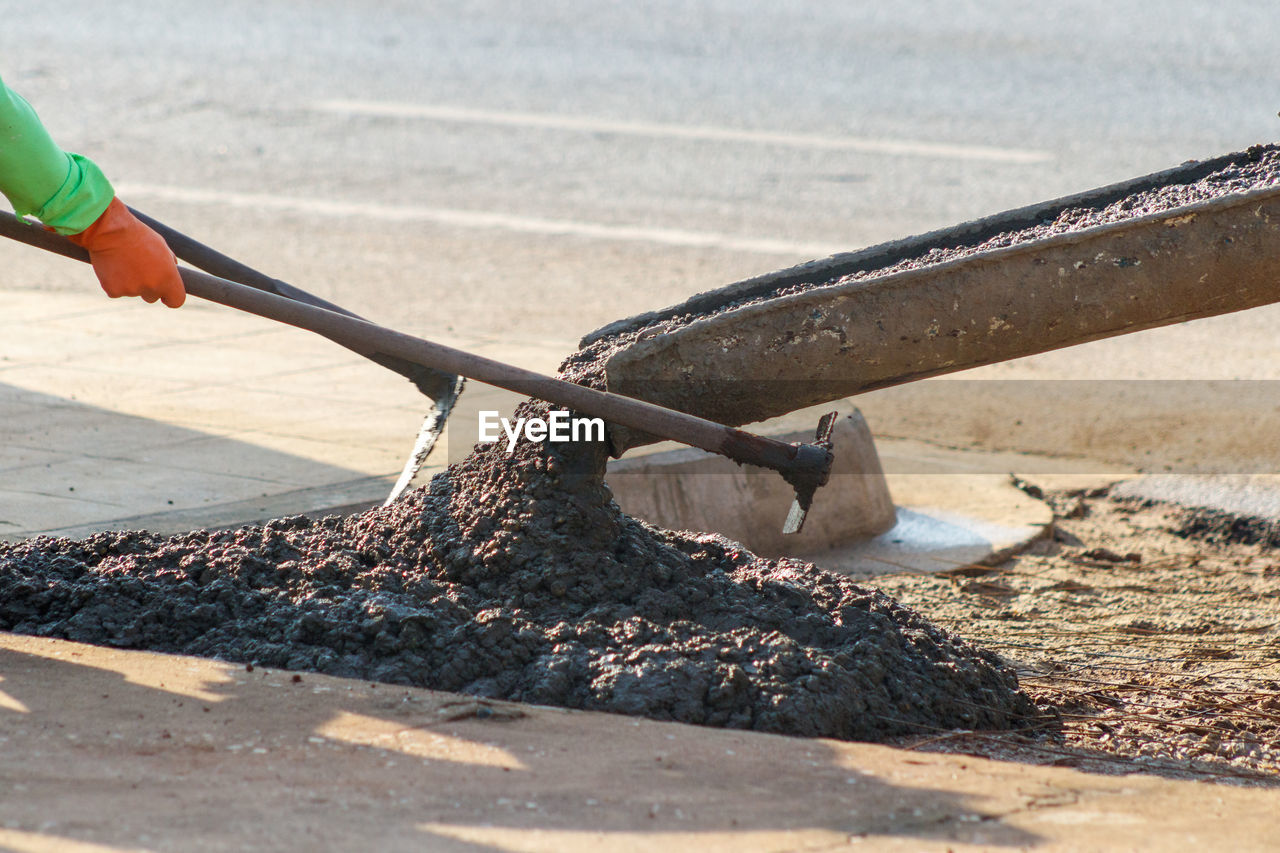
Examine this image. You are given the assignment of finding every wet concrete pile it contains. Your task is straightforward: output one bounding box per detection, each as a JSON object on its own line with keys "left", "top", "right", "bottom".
{"left": 0, "top": 402, "right": 1036, "bottom": 740}
{"left": 28, "top": 139, "right": 1258, "bottom": 741}
{"left": 563, "top": 144, "right": 1280, "bottom": 384}
{"left": 10, "top": 145, "right": 1277, "bottom": 742}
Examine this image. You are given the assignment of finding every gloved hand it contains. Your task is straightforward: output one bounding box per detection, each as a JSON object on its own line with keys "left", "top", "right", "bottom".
{"left": 65, "top": 198, "right": 186, "bottom": 308}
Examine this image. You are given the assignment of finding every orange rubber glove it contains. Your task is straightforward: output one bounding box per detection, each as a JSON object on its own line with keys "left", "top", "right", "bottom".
{"left": 65, "top": 198, "right": 186, "bottom": 308}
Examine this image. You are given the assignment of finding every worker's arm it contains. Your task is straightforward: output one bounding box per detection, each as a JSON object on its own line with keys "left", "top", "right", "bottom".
{"left": 0, "top": 74, "right": 184, "bottom": 307}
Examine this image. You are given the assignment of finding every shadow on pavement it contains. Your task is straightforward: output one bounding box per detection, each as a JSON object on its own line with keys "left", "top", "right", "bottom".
{"left": 0, "top": 638, "right": 1041, "bottom": 851}
{"left": 0, "top": 382, "right": 394, "bottom": 541}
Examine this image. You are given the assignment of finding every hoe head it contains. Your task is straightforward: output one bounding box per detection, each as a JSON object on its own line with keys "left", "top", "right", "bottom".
{"left": 384, "top": 370, "right": 466, "bottom": 504}
{"left": 780, "top": 411, "right": 837, "bottom": 535}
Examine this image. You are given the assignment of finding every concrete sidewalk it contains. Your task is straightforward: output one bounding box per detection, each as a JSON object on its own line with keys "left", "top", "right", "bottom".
{"left": 2, "top": 288, "right": 1116, "bottom": 573}
{"left": 0, "top": 288, "right": 568, "bottom": 539}
{"left": 0, "top": 633, "right": 1276, "bottom": 852}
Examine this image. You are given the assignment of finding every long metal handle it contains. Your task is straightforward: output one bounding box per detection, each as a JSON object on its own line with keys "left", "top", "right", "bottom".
{"left": 126, "top": 206, "right": 355, "bottom": 317}
{"left": 184, "top": 265, "right": 816, "bottom": 473}
{"left": 120, "top": 207, "right": 464, "bottom": 504}
{"left": 0, "top": 212, "right": 833, "bottom": 511}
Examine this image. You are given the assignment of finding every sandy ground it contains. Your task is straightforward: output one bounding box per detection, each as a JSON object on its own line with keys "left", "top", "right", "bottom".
{"left": 867, "top": 480, "right": 1280, "bottom": 786}
{"left": 2, "top": 631, "right": 1279, "bottom": 852}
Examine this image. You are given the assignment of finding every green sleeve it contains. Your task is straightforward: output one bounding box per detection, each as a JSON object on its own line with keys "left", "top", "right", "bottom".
{"left": 0, "top": 74, "right": 114, "bottom": 235}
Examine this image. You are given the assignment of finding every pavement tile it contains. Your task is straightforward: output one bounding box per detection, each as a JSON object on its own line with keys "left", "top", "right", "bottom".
{"left": 219, "top": 427, "right": 420, "bottom": 476}
{"left": 0, "top": 290, "right": 615, "bottom": 536}
{"left": 0, "top": 330, "right": 163, "bottom": 367}
{"left": 27, "top": 295, "right": 275, "bottom": 338}
{"left": 234, "top": 360, "right": 425, "bottom": 406}
{"left": 0, "top": 486, "right": 133, "bottom": 534}
{"left": 0, "top": 385, "right": 45, "bottom": 409}
{"left": 0, "top": 455, "right": 306, "bottom": 535}
{"left": 0, "top": 290, "right": 107, "bottom": 325}
{"left": 62, "top": 337, "right": 351, "bottom": 385}
{"left": 0, "top": 444, "right": 73, "bottom": 473}
{"left": 122, "top": 386, "right": 402, "bottom": 436}
{"left": 33, "top": 306, "right": 193, "bottom": 339}
{"left": 196, "top": 324, "right": 357, "bottom": 355}
{"left": 29, "top": 476, "right": 400, "bottom": 539}
{"left": 1, "top": 398, "right": 223, "bottom": 457}
{"left": 0, "top": 365, "right": 197, "bottom": 406}
{"left": 138, "top": 431, "right": 398, "bottom": 488}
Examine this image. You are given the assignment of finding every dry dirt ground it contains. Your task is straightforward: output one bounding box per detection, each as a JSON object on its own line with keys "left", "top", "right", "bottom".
{"left": 864, "top": 481, "right": 1280, "bottom": 787}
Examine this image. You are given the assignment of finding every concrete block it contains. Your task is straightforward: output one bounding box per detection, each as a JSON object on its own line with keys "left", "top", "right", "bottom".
{"left": 606, "top": 410, "right": 895, "bottom": 558}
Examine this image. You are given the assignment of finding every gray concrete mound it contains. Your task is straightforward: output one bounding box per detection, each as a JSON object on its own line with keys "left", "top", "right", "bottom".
{"left": 0, "top": 401, "right": 1036, "bottom": 741}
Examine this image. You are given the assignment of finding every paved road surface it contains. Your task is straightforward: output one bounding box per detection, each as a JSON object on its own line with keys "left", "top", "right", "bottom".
{"left": 3, "top": 2, "right": 1276, "bottom": 334}
{"left": 2, "top": 1, "right": 1279, "bottom": 470}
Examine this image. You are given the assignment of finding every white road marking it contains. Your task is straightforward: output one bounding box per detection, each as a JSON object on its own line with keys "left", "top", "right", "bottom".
{"left": 114, "top": 183, "right": 846, "bottom": 257}
{"left": 313, "top": 100, "right": 1052, "bottom": 164}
